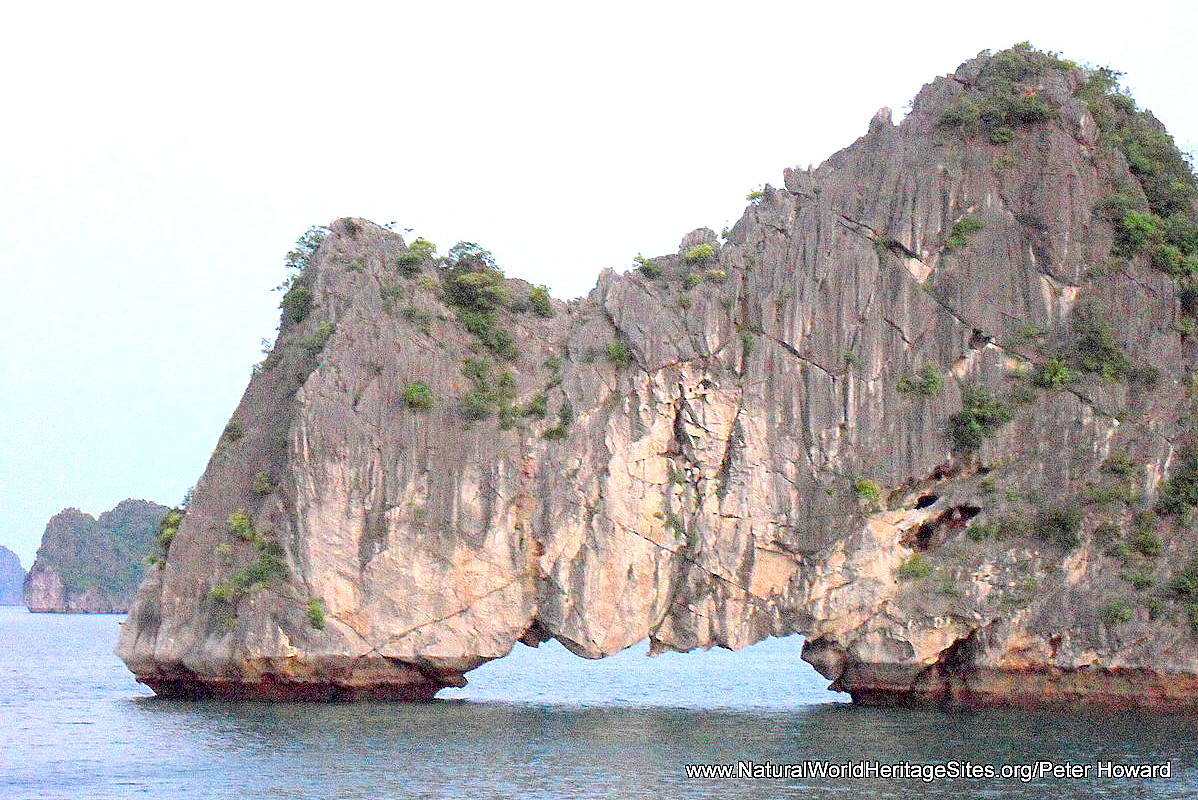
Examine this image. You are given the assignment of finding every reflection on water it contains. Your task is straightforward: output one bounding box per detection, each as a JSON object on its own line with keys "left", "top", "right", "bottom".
{"left": 1, "top": 607, "right": 1194, "bottom": 799}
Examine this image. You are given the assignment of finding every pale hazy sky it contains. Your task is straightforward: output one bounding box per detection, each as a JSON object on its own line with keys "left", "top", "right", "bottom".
{"left": 2, "top": 0, "right": 1196, "bottom": 567}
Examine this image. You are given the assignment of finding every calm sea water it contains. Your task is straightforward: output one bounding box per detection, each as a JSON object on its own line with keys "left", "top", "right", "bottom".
{"left": 0, "top": 606, "right": 1194, "bottom": 799}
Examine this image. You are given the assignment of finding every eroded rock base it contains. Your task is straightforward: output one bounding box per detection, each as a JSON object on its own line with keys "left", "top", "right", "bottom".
{"left": 131, "top": 656, "right": 464, "bottom": 702}
{"left": 137, "top": 674, "right": 443, "bottom": 701}
{"left": 839, "top": 665, "right": 1198, "bottom": 714}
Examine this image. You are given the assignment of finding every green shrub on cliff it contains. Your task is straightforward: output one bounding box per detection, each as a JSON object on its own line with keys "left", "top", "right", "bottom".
{"left": 938, "top": 99, "right": 980, "bottom": 131}
{"left": 1131, "top": 526, "right": 1163, "bottom": 558}
{"left": 410, "top": 236, "right": 437, "bottom": 258}
{"left": 440, "top": 252, "right": 520, "bottom": 360}
{"left": 947, "top": 386, "right": 1012, "bottom": 451}
{"left": 229, "top": 550, "right": 288, "bottom": 593}
{"left": 542, "top": 400, "right": 574, "bottom": 440}
{"left": 213, "top": 534, "right": 289, "bottom": 608}
{"left": 306, "top": 598, "right": 327, "bottom": 630}
{"left": 157, "top": 508, "right": 184, "bottom": 550}
{"left": 228, "top": 510, "right": 256, "bottom": 542}
{"left": 1123, "top": 568, "right": 1155, "bottom": 590}
{"left": 1157, "top": 447, "right": 1198, "bottom": 516}
{"left": 1118, "top": 210, "right": 1160, "bottom": 256}
{"left": 683, "top": 243, "right": 715, "bottom": 264}
{"left": 937, "top": 45, "right": 1063, "bottom": 140}
{"left": 1172, "top": 556, "right": 1198, "bottom": 597}
{"left": 528, "top": 284, "right": 554, "bottom": 318}
{"left": 454, "top": 308, "right": 519, "bottom": 361}
{"left": 460, "top": 389, "right": 493, "bottom": 420}
{"left": 1082, "top": 66, "right": 1198, "bottom": 276}
{"left": 1032, "top": 504, "right": 1083, "bottom": 550}
{"left": 897, "top": 364, "right": 944, "bottom": 396}
{"left": 1031, "top": 357, "right": 1075, "bottom": 389}
{"left": 605, "top": 340, "right": 633, "bottom": 367}
{"left": 1088, "top": 86, "right": 1198, "bottom": 221}
{"left": 1101, "top": 451, "right": 1140, "bottom": 480}
{"left": 280, "top": 282, "right": 313, "bottom": 324}
{"left": 1065, "top": 304, "right": 1131, "bottom": 382}
{"left": 897, "top": 553, "right": 933, "bottom": 581}
{"left": 634, "top": 254, "right": 661, "bottom": 278}
{"left": 967, "top": 521, "right": 998, "bottom": 541}
{"left": 275, "top": 227, "right": 328, "bottom": 327}
{"left": 395, "top": 237, "right": 437, "bottom": 276}
{"left": 988, "top": 125, "right": 1013, "bottom": 145}
{"left": 446, "top": 241, "right": 496, "bottom": 271}
{"left": 253, "top": 471, "right": 276, "bottom": 496}
{"left": 380, "top": 282, "right": 405, "bottom": 312}
{"left": 300, "top": 322, "right": 335, "bottom": 353}
{"left": 445, "top": 268, "right": 509, "bottom": 313}
{"left": 284, "top": 226, "right": 329, "bottom": 272}
{"left": 456, "top": 360, "right": 519, "bottom": 422}
{"left": 521, "top": 392, "right": 548, "bottom": 418}
{"left": 1102, "top": 599, "right": 1133, "bottom": 626}
{"left": 402, "top": 381, "right": 435, "bottom": 410}
{"left": 663, "top": 511, "right": 687, "bottom": 543}
{"left": 944, "top": 217, "right": 982, "bottom": 250}
{"left": 854, "top": 478, "right": 882, "bottom": 506}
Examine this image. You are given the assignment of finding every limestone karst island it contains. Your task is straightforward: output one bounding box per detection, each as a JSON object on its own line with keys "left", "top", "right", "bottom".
{"left": 117, "top": 46, "right": 1198, "bottom": 711}
{"left": 25, "top": 500, "right": 168, "bottom": 613}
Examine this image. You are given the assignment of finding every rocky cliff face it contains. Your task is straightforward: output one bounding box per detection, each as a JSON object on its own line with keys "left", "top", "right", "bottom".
{"left": 26, "top": 500, "right": 168, "bottom": 613}
{"left": 119, "top": 46, "right": 1198, "bottom": 710}
{"left": 0, "top": 546, "right": 24, "bottom": 605}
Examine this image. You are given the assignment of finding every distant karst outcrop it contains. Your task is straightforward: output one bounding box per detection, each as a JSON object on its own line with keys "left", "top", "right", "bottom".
{"left": 120, "top": 45, "right": 1198, "bottom": 710}
{"left": 26, "top": 500, "right": 168, "bottom": 613}
{"left": 0, "top": 546, "right": 24, "bottom": 605}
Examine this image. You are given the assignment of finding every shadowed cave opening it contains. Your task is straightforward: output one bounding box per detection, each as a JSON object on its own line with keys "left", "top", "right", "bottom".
{"left": 438, "top": 635, "right": 847, "bottom": 709}
{"left": 904, "top": 504, "right": 982, "bottom": 551}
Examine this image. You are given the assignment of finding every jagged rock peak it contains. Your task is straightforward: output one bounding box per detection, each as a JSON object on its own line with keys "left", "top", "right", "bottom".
{"left": 868, "top": 107, "right": 893, "bottom": 133}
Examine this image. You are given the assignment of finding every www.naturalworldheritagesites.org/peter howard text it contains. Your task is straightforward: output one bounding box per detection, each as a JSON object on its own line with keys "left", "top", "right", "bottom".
{"left": 683, "top": 759, "right": 1172, "bottom": 782}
